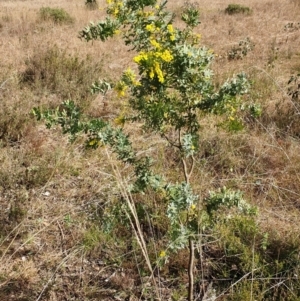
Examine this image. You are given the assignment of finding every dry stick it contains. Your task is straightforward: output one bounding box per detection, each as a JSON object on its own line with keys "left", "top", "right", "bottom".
{"left": 104, "top": 147, "right": 161, "bottom": 300}
{"left": 0, "top": 78, "right": 11, "bottom": 90}
{"left": 195, "top": 232, "right": 206, "bottom": 301}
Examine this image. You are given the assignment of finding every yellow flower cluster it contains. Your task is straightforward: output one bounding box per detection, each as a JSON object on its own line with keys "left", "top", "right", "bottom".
{"left": 159, "top": 49, "right": 173, "bottom": 62}
{"left": 133, "top": 49, "right": 173, "bottom": 83}
{"left": 134, "top": 50, "right": 173, "bottom": 64}
{"left": 115, "top": 80, "right": 128, "bottom": 97}
{"left": 88, "top": 139, "right": 101, "bottom": 147}
{"left": 226, "top": 104, "right": 236, "bottom": 121}
{"left": 133, "top": 52, "right": 148, "bottom": 64}
{"left": 167, "top": 24, "right": 176, "bottom": 41}
{"left": 149, "top": 62, "right": 164, "bottom": 83}
{"left": 153, "top": 62, "right": 164, "bottom": 83}
{"left": 150, "top": 38, "right": 161, "bottom": 49}
{"left": 167, "top": 24, "right": 174, "bottom": 33}
{"left": 145, "top": 23, "right": 156, "bottom": 32}
{"left": 123, "top": 68, "right": 140, "bottom": 86}
{"left": 106, "top": 0, "right": 123, "bottom": 17}
{"left": 137, "top": 11, "right": 154, "bottom": 18}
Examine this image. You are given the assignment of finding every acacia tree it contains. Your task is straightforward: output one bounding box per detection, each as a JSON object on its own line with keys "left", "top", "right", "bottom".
{"left": 34, "top": 0, "right": 256, "bottom": 299}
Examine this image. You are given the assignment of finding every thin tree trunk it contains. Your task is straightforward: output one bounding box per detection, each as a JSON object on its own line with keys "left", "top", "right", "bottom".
{"left": 188, "top": 238, "right": 194, "bottom": 301}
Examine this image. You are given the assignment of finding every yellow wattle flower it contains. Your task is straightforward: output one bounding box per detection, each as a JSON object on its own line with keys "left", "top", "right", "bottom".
{"left": 150, "top": 38, "right": 161, "bottom": 49}
{"left": 154, "top": 62, "right": 164, "bottom": 83}
{"left": 115, "top": 81, "right": 128, "bottom": 97}
{"left": 124, "top": 67, "right": 136, "bottom": 82}
{"left": 167, "top": 24, "right": 174, "bottom": 34}
{"left": 145, "top": 23, "right": 156, "bottom": 32}
{"left": 170, "top": 34, "right": 175, "bottom": 41}
{"left": 149, "top": 67, "right": 155, "bottom": 79}
{"left": 113, "top": 8, "right": 119, "bottom": 16}
{"left": 160, "top": 50, "right": 173, "bottom": 62}
{"left": 134, "top": 51, "right": 148, "bottom": 64}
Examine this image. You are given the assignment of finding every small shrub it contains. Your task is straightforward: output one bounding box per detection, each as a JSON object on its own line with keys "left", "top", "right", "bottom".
{"left": 228, "top": 37, "right": 255, "bottom": 60}
{"left": 35, "top": 0, "right": 252, "bottom": 298}
{"left": 85, "top": 0, "right": 98, "bottom": 10}
{"left": 39, "top": 7, "right": 74, "bottom": 24}
{"left": 225, "top": 4, "right": 251, "bottom": 15}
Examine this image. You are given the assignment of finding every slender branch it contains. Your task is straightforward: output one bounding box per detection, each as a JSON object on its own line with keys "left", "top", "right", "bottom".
{"left": 181, "top": 157, "right": 189, "bottom": 183}
{"left": 177, "top": 127, "right": 196, "bottom": 300}
{"left": 188, "top": 238, "right": 195, "bottom": 301}
{"left": 187, "top": 155, "right": 195, "bottom": 180}
{"left": 161, "top": 132, "right": 181, "bottom": 149}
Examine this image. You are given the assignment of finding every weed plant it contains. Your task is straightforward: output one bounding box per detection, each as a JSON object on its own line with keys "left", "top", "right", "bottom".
{"left": 228, "top": 37, "right": 255, "bottom": 60}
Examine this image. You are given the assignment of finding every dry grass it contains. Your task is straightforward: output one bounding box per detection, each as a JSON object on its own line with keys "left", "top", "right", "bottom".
{"left": 1, "top": 0, "right": 300, "bottom": 300}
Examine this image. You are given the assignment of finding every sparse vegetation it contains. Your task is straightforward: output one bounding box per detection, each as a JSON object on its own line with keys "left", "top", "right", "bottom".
{"left": 225, "top": 3, "right": 251, "bottom": 15}
{"left": 1, "top": 0, "right": 300, "bottom": 300}
{"left": 19, "top": 46, "right": 103, "bottom": 103}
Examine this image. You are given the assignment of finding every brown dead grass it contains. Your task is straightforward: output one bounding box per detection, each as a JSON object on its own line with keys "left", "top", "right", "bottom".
{"left": 1, "top": 0, "right": 300, "bottom": 299}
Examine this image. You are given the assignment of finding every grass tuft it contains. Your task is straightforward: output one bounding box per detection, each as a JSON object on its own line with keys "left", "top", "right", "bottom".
{"left": 19, "top": 46, "right": 103, "bottom": 104}
{"left": 225, "top": 4, "right": 251, "bottom": 15}
{"left": 39, "top": 7, "right": 74, "bottom": 24}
